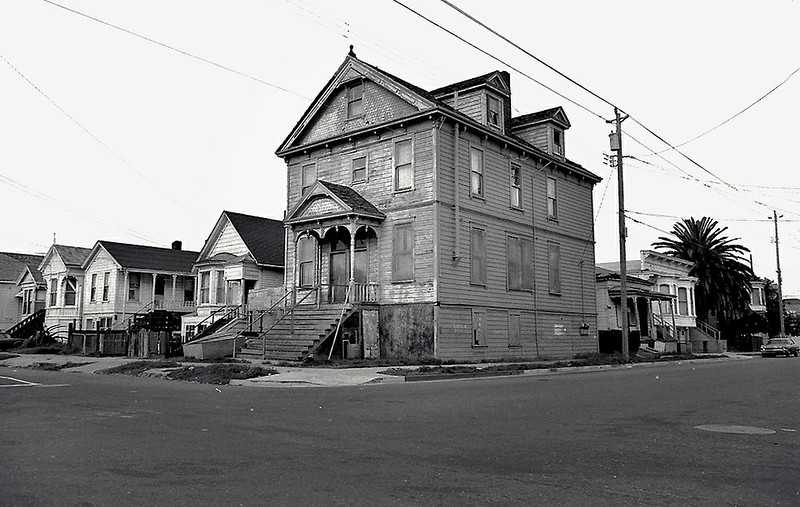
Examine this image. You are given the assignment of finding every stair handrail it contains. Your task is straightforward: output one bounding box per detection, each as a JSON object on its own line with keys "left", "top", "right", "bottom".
{"left": 260, "top": 289, "right": 316, "bottom": 360}
{"left": 696, "top": 320, "right": 721, "bottom": 340}
{"left": 191, "top": 304, "right": 242, "bottom": 341}
{"left": 123, "top": 301, "right": 155, "bottom": 331}
{"left": 6, "top": 308, "right": 46, "bottom": 338}
{"left": 230, "top": 293, "right": 293, "bottom": 358}
{"left": 652, "top": 314, "right": 675, "bottom": 340}
{"left": 327, "top": 284, "right": 353, "bottom": 361}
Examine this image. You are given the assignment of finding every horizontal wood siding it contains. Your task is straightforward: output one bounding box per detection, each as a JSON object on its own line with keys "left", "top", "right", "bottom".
{"left": 298, "top": 81, "right": 419, "bottom": 147}
{"left": 512, "top": 124, "right": 549, "bottom": 152}
{"left": 83, "top": 249, "right": 120, "bottom": 316}
{"left": 258, "top": 267, "right": 283, "bottom": 289}
{"left": 0, "top": 283, "right": 18, "bottom": 330}
{"left": 455, "top": 90, "right": 483, "bottom": 124}
{"left": 209, "top": 220, "right": 248, "bottom": 258}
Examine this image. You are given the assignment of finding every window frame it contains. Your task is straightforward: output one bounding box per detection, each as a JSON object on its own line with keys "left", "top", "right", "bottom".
{"left": 215, "top": 270, "right": 225, "bottom": 304}
{"left": 393, "top": 138, "right": 414, "bottom": 192}
{"left": 470, "top": 225, "right": 487, "bottom": 286}
{"left": 392, "top": 221, "right": 414, "bottom": 282}
{"left": 470, "top": 147, "right": 484, "bottom": 198}
{"left": 352, "top": 155, "right": 367, "bottom": 183}
{"left": 548, "top": 242, "right": 561, "bottom": 295}
{"left": 486, "top": 94, "right": 501, "bottom": 128}
{"left": 510, "top": 163, "right": 522, "bottom": 210}
{"left": 678, "top": 287, "right": 689, "bottom": 315}
{"left": 553, "top": 128, "right": 563, "bottom": 151}
{"left": 472, "top": 309, "right": 487, "bottom": 347}
{"left": 102, "top": 272, "right": 109, "bottom": 302}
{"left": 301, "top": 162, "right": 317, "bottom": 195}
{"left": 49, "top": 279, "right": 57, "bottom": 307}
{"left": 546, "top": 176, "right": 558, "bottom": 220}
{"left": 297, "top": 235, "right": 316, "bottom": 288}
{"left": 64, "top": 277, "right": 77, "bottom": 307}
{"left": 198, "top": 271, "right": 210, "bottom": 304}
{"left": 90, "top": 273, "right": 97, "bottom": 302}
{"left": 507, "top": 235, "right": 533, "bottom": 291}
{"left": 347, "top": 81, "right": 364, "bottom": 119}
{"left": 128, "top": 273, "right": 141, "bottom": 302}
{"left": 508, "top": 312, "right": 522, "bottom": 348}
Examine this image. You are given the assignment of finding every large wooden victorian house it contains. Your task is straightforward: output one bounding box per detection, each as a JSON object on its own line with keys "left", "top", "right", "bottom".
{"left": 263, "top": 48, "right": 601, "bottom": 361}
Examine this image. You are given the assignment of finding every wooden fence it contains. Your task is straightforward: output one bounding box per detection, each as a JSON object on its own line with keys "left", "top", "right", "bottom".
{"left": 67, "top": 324, "right": 180, "bottom": 357}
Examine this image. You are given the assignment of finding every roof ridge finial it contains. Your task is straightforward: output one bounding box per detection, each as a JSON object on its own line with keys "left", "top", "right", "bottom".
{"left": 348, "top": 45, "right": 356, "bottom": 58}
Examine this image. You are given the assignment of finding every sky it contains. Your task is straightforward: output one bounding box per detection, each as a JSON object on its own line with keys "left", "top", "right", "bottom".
{"left": 1, "top": 0, "right": 799, "bottom": 295}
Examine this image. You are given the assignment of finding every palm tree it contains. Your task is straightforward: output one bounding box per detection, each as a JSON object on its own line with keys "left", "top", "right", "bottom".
{"left": 652, "top": 217, "right": 754, "bottom": 322}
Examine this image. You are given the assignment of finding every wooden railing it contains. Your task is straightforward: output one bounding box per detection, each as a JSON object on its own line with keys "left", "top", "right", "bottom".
{"left": 6, "top": 308, "right": 46, "bottom": 338}
{"left": 260, "top": 289, "right": 316, "bottom": 360}
{"left": 652, "top": 314, "right": 675, "bottom": 341}
{"left": 317, "top": 282, "right": 379, "bottom": 304}
{"left": 192, "top": 305, "right": 243, "bottom": 340}
{"left": 696, "top": 320, "right": 721, "bottom": 340}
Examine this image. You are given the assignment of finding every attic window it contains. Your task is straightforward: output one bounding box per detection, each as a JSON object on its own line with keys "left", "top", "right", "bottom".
{"left": 487, "top": 95, "right": 500, "bottom": 127}
{"left": 553, "top": 128, "right": 563, "bottom": 154}
{"left": 347, "top": 82, "right": 364, "bottom": 118}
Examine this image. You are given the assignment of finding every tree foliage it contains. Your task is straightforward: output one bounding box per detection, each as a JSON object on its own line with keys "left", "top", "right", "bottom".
{"left": 652, "top": 217, "right": 754, "bottom": 322}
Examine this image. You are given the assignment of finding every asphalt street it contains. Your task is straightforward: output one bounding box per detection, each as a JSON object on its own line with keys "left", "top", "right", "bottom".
{"left": 1, "top": 357, "right": 798, "bottom": 506}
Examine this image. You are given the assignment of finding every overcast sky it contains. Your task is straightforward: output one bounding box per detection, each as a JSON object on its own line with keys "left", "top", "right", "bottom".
{"left": 2, "top": 0, "right": 799, "bottom": 296}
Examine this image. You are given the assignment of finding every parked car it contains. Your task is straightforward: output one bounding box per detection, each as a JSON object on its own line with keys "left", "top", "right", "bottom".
{"left": 760, "top": 338, "right": 800, "bottom": 357}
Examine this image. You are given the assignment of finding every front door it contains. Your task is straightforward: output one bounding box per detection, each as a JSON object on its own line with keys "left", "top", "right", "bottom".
{"left": 329, "top": 251, "right": 349, "bottom": 303}
{"left": 226, "top": 280, "right": 241, "bottom": 306}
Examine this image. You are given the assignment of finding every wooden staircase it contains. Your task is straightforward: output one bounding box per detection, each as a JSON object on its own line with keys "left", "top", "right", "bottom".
{"left": 6, "top": 308, "right": 46, "bottom": 338}
{"left": 238, "top": 304, "right": 353, "bottom": 361}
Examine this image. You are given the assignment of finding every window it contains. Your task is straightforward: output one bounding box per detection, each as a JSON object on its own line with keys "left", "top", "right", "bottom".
{"left": 128, "top": 273, "right": 140, "bottom": 301}
{"left": 547, "top": 177, "right": 558, "bottom": 219}
{"left": 507, "top": 236, "right": 533, "bottom": 291}
{"left": 486, "top": 95, "right": 500, "bottom": 127}
{"left": 301, "top": 163, "right": 316, "bottom": 195}
{"left": 472, "top": 309, "right": 486, "bottom": 347}
{"left": 297, "top": 236, "right": 316, "bottom": 287}
{"left": 394, "top": 139, "right": 413, "bottom": 191}
{"left": 548, "top": 242, "right": 561, "bottom": 294}
{"left": 751, "top": 287, "right": 763, "bottom": 306}
{"left": 352, "top": 156, "right": 367, "bottom": 182}
{"left": 470, "top": 147, "right": 484, "bottom": 197}
{"left": 184, "top": 277, "right": 195, "bottom": 302}
{"left": 99, "top": 317, "right": 112, "bottom": 330}
{"left": 678, "top": 287, "right": 688, "bottom": 315}
{"left": 215, "top": 271, "right": 225, "bottom": 303}
{"left": 90, "top": 274, "right": 97, "bottom": 302}
{"left": 199, "top": 272, "right": 210, "bottom": 304}
{"left": 509, "top": 313, "right": 521, "bottom": 348}
{"left": 155, "top": 276, "right": 165, "bottom": 297}
{"left": 553, "top": 128, "right": 563, "bottom": 154}
{"left": 392, "top": 222, "right": 414, "bottom": 281}
{"left": 470, "top": 226, "right": 486, "bottom": 286}
{"left": 22, "top": 289, "right": 32, "bottom": 315}
{"left": 49, "top": 279, "right": 57, "bottom": 306}
{"left": 185, "top": 324, "right": 196, "bottom": 340}
{"left": 102, "top": 272, "right": 109, "bottom": 302}
{"left": 510, "top": 164, "right": 522, "bottom": 209}
{"left": 86, "top": 318, "right": 94, "bottom": 329}
{"left": 659, "top": 284, "right": 673, "bottom": 313}
{"left": 64, "top": 277, "right": 77, "bottom": 306}
{"left": 347, "top": 81, "right": 364, "bottom": 118}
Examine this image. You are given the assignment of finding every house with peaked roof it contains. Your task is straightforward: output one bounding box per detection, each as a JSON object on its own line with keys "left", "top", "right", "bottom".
{"left": 39, "top": 244, "right": 92, "bottom": 338}
{"left": 0, "top": 252, "right": 45, "bottom": 332}
{"left": 181, "top": 211, "right": 284, "bottom": 340}
{"left": 243, "top": 48, "right": 601, "bottom": 362}
{"left": 80, "top": 240, "right": 199, "bottom": 332}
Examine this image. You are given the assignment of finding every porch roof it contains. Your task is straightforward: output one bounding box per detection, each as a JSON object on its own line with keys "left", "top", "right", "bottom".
{"left": 608, "top": 287, "right": 675, "bottom": 301}
{"left": 286, "top": 180, "right": 385, "bottom": 225}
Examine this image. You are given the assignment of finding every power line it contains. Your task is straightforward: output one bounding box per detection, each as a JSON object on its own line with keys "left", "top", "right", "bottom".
{"left": 41, "top": 0, "right": 311, "bottom": 100}
{"left": 1, "top": 52, "right": 196, "bottom": 216}
{"left": 625, "top": 209, "right": 800, "bottom": 223}
{"left": 645, "top": 64, "right": 800, "bottom": 156}
{"left": 389, "top": 0, "right": 609, "bottom": 121}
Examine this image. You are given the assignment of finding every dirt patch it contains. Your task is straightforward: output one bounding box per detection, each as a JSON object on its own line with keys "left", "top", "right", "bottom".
{"left": 29, "top": 361, "right": 91, "bottom": 371}
{"left": 99, "top": 360, "right": 276, "bottom": 385}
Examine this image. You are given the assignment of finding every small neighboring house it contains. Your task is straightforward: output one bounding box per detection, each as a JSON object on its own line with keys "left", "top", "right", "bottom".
{"left": 0, "top": 252, "right": 45, "bottom": 332}
{"left": 748, "top": 278, "right": 768, "bottom": 314}
{"left": 181, "top": 211, "right": 285, "bottom": 340}
{"left": 81, "top": 240, "right": 199, "bottom": 332}
{"left": 255, "top": 48, "right": 601, "bottom": 362}
{"left": 784, "top": 297, "right": 800, "bottom": 315}
{"left": 597, "top": 250, "right": 725, "bottom": 353}
{"left": 40, "top": 244, "right": 92, "bottom": 338}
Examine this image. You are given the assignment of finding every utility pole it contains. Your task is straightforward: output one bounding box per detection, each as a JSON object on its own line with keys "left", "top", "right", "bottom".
{"left": 609, "top": 108, "right": 629, "bottom": 360}
{"left": 772, "top": 210, "right": 786, "bottom": 336}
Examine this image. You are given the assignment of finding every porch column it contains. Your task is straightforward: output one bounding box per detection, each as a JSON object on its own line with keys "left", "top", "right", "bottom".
{"left": 121, "top": 270, "right": 128, "bottom": 326}
{"left": 689, "top": 287, "right": 695, "bottom": 316}
{"left": 171, "top": 275, "right": 177, "bottom": 306}
{"left": 348, "top": 219, "right": 356, "bottom": 300}
{"left": 632, "top": 297, "right": 641, "bottom": 338}
{"left": 151, "top": 273, "right": 157, "bottom": 307}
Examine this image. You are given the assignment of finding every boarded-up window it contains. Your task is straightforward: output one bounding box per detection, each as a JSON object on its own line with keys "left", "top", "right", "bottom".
{"left": 509, "top": 313, "right": 521, "bottom": 347}
{"left": 507, "top": 236, "right": 533, "bottom": 290}
{"left": 472, "top": 309, "right": 486, "bottom": 347}
{"left": 392, "top": 223, "right": 414, "bottom": 281}
{"left": 394, "top": 140, "right": 413, "bottom": 191}
{"left": 548, "top": 242, "right": 561, "bottom": 294}
{"left": 510, "top": 164, "right": 522, "bottom": 209}
{"left": 471, "top": 226, "right": 486, "bottom": 286}
{"left": 470, "top": 147, "right": 484, "bottom": 197}
{"left": 64, "top": 277, "right": 77, "bottom": 306}
{"left": 678, "top": 287, "right": 688, "bottom": 315}
{"left": 547, "top": 177, "right": 558, "bottom": 219}
{"left": 301, "top": 163, "right": 316, "bottom": 195}
{"left": 102, "top": 272, "right": 109, "bottom": 302}
{"left": 215, "top": 270, "right": 225, "bottom": 304}
{"left": 198, "top": 272, "right": 209, "bottom": 304}
{"left": 352, "top": 156, "right": 367, "bottom": 182}
{"left": 297, "top": 236, "right": 316, "bottom": 287}
{"left": 347, "top": 82, "right": 364, "bottom": 118}
{"left": 487, "top": 95, "right": 500, "bottom": 127}
{"left": 90, "top": 274, "right": 97, "bottom": 302}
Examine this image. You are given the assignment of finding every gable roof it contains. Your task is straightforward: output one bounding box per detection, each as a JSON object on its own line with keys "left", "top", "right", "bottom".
{"left": 430, "top": 70, "right": 510, "bottom": 97}
{"left": 224, "top": 211, "right": 285, "bottom": 267}
{"left": 511, "top": 106, "right": 571, "bottom": 129}
{"left": 38, "top": 244, "right": 92, "bottom": 273}
{"left": 0, "top": 252, "right": 44, "bottom": 282}
{"left": 286, "top": 180, "right": 386, "bottom": 224}
{"left": 88, "top": 241, "right": 199, "bottom": 273}
{"left": 277, "top": 50, "right": 600, "bottom": 184}
{"left": 16, "top": 264, "right": 45, "bottom": 286}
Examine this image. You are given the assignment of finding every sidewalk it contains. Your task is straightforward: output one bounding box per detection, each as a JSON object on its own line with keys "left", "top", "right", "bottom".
{"left": 0, "top": 352, "right": 753, "bottom": 387}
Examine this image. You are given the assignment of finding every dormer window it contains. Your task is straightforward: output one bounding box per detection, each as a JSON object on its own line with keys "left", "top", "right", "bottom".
{"left": 553, "top": 128, "right": 563, "bottom": 155}
{"left": 486, "top": 95, "right": 501, "bottom": 128}
{"left": 347, "top": 82, "right": 364, "bottom": 118}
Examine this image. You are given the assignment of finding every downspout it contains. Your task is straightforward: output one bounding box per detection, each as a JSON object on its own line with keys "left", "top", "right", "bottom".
{"left": 531, "top": 165, "right": 539, "bottom": 358}
{"left": 432, "top": 117, "right": 441, "bottom": 359}
{"left": 453, "top": 122, "right": 461, "bottom": 262}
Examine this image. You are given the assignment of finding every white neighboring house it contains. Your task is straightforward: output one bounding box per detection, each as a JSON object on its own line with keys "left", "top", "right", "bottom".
{"left": 39, "top": 245, "right": 92, "bottom": 339}
{"left": 80, "top": 240, "right": 199, "bottom": 332}
{"left": 0, "top": 252, "right": 44, "bottom": 333}
{"left": 597, "top": 250, "right": 725, "bottom": 353}
{"left": 181, "top": 211, "right": 285, "bottom": 340}
{"left": 749, "top": 278, "right": 767, "bottom": 314}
